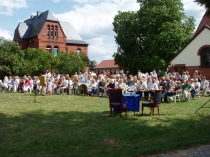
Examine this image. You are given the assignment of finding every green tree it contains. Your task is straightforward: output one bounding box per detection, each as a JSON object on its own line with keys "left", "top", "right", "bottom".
{"left": 55, "top": 51, "right": 88, "bottom": 75}
{"left": 23, "top": 48, "right": 53, "bottom": 76}
{"left": 194, "top": 0, "right": 210, "bottom": 17}
{"left": 113, "top": 0, "right": 195, "bottom": 74}
{"left": 88, "top": 60, "right": 97, "bottom": 71}
{"left": 0, "top": 37, "right": 25, "bottom": 78}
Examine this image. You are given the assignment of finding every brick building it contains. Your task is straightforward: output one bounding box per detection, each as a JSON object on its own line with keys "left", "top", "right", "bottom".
{"left": 168, "top": 10, "right": 210, "bottom": 79}
{"left": 13, "top": 10, "right": 88, "bottom": 57}
{"left": 94, "top": 60, "right": 120, "bottom": 75}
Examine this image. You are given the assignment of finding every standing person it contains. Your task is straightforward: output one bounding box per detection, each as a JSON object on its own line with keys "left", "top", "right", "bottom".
{"left": 47, "top": 79, "right": 53, "bottom": 96}
{"left": 39, "top": 71, "right": 47, "bottom": 96}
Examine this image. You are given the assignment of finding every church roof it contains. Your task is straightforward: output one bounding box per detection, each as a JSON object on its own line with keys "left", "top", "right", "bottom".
{"left": 95, "top": 60, "right": 119, "bottom": 69}
{"left": 15, "top": 10, "right": 88, "bottom": 45}
{"left": 194, "top": 9, "right": 210, "bottom": 36}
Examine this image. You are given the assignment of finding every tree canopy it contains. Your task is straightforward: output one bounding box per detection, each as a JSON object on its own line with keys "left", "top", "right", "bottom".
{"left": 112, "top": 0, "right": 195, "bottom": 74}
{"left": 0, "top": 37, "right": 25, "bottom": 77}
{"left": 194, "top": 0, "right": 210, "bottom": 17}
{"left": 0, "top": 37, "right": 88, "bottom": 78}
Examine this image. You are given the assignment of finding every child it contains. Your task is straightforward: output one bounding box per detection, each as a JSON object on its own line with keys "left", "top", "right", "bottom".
{"left": 47, "top": 79, "right": 52, "bottom": 96}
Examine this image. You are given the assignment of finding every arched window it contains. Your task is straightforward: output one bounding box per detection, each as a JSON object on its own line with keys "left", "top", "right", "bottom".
{"left": 200, "top": 47, "right": 210, "bottom": 68}
{"left": 55, "top": 26, "right": 58, "bottom": 38}
{"left": 77, "top": 48, "right": 81, "bottom": 53}
{"left": 51, "top": 25, "right": 54, "bottom": 38}
{"left": 46, "top": 45, "right": 52, "bottom": 53}
{"left": 47, "top": 25, "right": 50, "bottom": 38}
{"left": 54, "top": 46, "right": 59, "bottom": 56}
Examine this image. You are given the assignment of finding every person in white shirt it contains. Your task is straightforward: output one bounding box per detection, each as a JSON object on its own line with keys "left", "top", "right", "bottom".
{"left": 201, "top": 76, "right": 209, "bottom": 96}
{"left": 127, "top": 80, "right": 137, "bottom": 94}
{"left": 136, "top": 79, "right": 147, "bottom": 97}
{"left": 10, "top": 76, "right": 18, "bottom": 92}
{"left": 91, "top": 71, "right": 97, "bottom": 77}
{"left": 118, "top": 78, "right": 127, "bottom": 94}
{"left": 145, "top": 78, "right": 158, "bottom": 98}
{"left": 61, "top": 76, "right": 68, "bottom": 94}
{"left": 79, "top": 75, "right": 85, "bottom": 83}
{"left": 89, "top": 79, "right": 98, "bottom": 96}
{"left": 192, "top": 78, "right": 200, "bottom": 98}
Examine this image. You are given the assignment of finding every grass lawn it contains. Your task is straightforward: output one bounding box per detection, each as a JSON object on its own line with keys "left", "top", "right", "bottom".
{"left": 0, "top": 92, "right": 210, "bottom": 157}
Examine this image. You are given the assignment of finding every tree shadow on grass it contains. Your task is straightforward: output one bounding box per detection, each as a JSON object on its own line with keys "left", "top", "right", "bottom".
{"left": 0, "top": 109, "right": 210, "bottom": 157}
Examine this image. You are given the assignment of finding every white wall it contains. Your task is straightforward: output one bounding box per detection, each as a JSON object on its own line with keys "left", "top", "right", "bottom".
{"left": 170, "top": 28, "right": 210, "bottom": 66}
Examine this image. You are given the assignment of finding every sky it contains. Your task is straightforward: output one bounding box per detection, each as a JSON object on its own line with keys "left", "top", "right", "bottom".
{"left": 0, "top": 0, "right": 206, "bottom": 64}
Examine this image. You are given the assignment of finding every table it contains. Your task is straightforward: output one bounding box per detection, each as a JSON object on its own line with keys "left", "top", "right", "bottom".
{"left": 114, "top": 94, "right": 141, "bottom": 115}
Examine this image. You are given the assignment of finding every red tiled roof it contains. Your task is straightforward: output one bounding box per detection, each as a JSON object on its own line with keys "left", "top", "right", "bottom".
{"left": 194, "top": 9, "right": 210, "bottom": 36}
{"left": 95, "top": 60, "right": 119, "bottom": 69}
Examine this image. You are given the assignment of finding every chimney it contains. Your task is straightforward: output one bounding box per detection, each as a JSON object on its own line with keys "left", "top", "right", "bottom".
{"left": 37, "top": 11, "right": 42, "bottom": 17}
{"left": 31, "top": 15, "right": 34, "bottom": 19}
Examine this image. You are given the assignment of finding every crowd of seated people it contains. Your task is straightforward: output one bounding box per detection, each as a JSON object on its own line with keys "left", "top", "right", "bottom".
{"left": 0, "top": 69, "right": 209, "bottom": 101}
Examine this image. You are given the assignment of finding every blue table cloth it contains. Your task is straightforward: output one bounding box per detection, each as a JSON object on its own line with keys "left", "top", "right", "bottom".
{"left": 114, "top": 94, "right": 141, "bottom": 115}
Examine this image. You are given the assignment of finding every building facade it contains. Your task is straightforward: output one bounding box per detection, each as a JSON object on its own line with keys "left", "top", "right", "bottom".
{"left": 168, "top": 10, "right": 210, "bottom": 79}
{"left": 13, "top": 10, "right": 88, "bottom": 57}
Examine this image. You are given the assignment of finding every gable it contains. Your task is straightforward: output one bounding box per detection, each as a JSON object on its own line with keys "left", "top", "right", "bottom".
{"left": 14, "top": 10, "right": 88, "bottom": 45}
{"left": 168, "top": 27, "right": 210, "bottom": 67}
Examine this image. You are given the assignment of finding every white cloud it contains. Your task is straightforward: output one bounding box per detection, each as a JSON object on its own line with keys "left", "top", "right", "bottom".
{"left": 0, "top": 28, "right": 13, "bottom": 40}
{"left": 72, "top": 0, "right": 100, "bottom": 3}
{"left": 0, "top": 0, "right": 27, "bottom": 16}
{"left": 182, "top": 0, "right": 206, "bottom": 26}
{"left": 54, "top": 0, "right": 206, "bottom": 62}
{"left": 51, "top": 0, "right": 60, "bottom": 3}
{"left": 55, "top": 0, "right": 139, "bottom": 61}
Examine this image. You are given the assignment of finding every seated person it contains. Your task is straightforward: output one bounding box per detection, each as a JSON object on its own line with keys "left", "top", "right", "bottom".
{"left": 60, "top": 76, "right": 68, "bottom": 94}
{"left": 23, "top": 77, "right": 32, "bottom": 92}
{"left": 72, "top": 76, "right": 79, "bottom": 94}
{"left": 201, "top": 76, "right": 209, "bottom": 96}
{"left": 182, "top": 80, "right": 192, "bottom": 101}
{"left": 136, "top": 79, "right": 147, "bottom": 97}
{"left": 89, "top": 79, "right": 98, "bottom": 96}
{"left": 192, "top": 78, "right": 200, "bottom": 99}
{"left": 144, "top": 78, "right": 158, "bottom": 98}
{"left": 98, "top": 78, "right": 106, "bottom": 96}
{"left": 18, "top": 79, "right": 25, "bottom": 92}
{"left": 161, "top": 79, "right": 173, "bottom": 102}
{"left": 55, "top": 78, "right": 63, "bottom": 94}
{"left": 118, "top": 78, "right": 127, "bottom": 94}
{"left": 106, "top": 79, "right": 115, "bottom": 95}
{"left": 167, "top": 81, "right": 182, "bottom": 101}
{"left": 10, "top": 76, "right": 18, "bottom": 92}
{"left": 127, "top": 80, "right": 137, "bottom": 94}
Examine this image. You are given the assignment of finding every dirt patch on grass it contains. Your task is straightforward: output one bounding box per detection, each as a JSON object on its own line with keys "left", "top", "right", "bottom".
{"left": 100, "top": 138, "right": 120, "bottom": 147}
